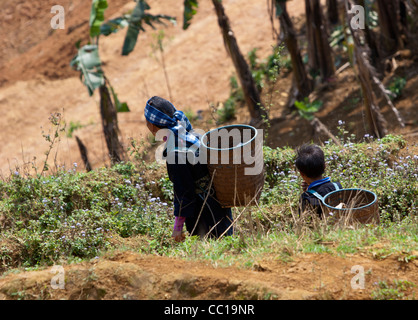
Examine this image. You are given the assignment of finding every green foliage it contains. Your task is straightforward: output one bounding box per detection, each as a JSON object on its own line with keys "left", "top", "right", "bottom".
{"left": 387, "top": 76, "right": 407, "bottom": 101}
{"left": 70, "top": 1, "right": 129, "bottom": 114}
{"left": 294, "top": 98, "right": 323, "bottom": 120}
{"left": 100, "top": 17, "right": 129, "bottom": 36}
{"left": 66, "top": 121, "right": 84, "bottom": 138}
{"left": 1, "top": 131, "right": 417, "bottom": 274}
{"left": 109, "top": 85, "right": 130, "bottom": 112}
{"left": 183, "top": 0, "right": 199, "bottom": 30}
{"left": 216, "top": 76, "right": 242, "bottom": 123}
{"left": 371, "top": 279, "right": 416, "bottom": 300}
{"left": 247, "top": 46, "right": 282, "bottom": 92}
{"left": 217, "top": 46, "right": 283, "bottom": 124}
{"left": 261, "top": 134, "right": 417, "bottom": 226}
{"left": 70, "top": 45, "right": 104, "bottom": 96}
{"left": 121, "top": 0, "right": 176, "bottom": 56}
{"left": 90, "top": 0, "right": 109, "bottom": 38}
{"left": 0, "top": 162, "right": 171, "bottom": 271}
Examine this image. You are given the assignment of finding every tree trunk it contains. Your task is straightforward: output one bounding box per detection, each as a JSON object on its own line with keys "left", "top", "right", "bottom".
{"left": 345, "top": 0, "right": 388, "bottom": 138}
{"left": 407, "top": 0, "right": 418, "bottom": 53}
{"left": 376, "top": 0, "right": 403, "bottom": 57}
{"left": 357, "top": 0, "right": 382, "bottom": 73}
{"left": 305, "top": 0, "right": 335, "bottom": 83}
{"left": 75, "top": 135, "right": 92, "bottom": 172}
{"left": 212, "top": 0, "right": 267, "bottom": 128}
{"left": 277, "top": 1, "right": 313, "bottom": 101}
{"left": 327, "top": 0, "right": 339, "bottom": 25}
{"left": 99, "top": 84, "right": 125, "bottom": 163}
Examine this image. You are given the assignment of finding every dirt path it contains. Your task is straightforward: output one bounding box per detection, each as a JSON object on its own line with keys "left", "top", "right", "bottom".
{"left": 1, "top": 250, "right": 417, "bottom": 300}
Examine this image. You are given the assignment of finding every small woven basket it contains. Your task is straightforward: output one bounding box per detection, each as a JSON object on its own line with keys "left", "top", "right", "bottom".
{"left": 201, "top": 125, "right": 264, "bottom": 208}
{"left": 322, "top": 189, "right": 380, "bottom": 224}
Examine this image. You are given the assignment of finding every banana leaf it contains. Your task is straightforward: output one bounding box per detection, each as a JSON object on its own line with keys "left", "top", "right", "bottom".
{"left": 183, "top": 0, "right": 199, "bottom": 30}
{"left": 70, "top": 44, "right": 105, "bottom": 96}
{"left": 122, "top": 0, "right": 175, "bottom": 55}
{"left": 90, "top": 0, "right": 109, "bottom": 38}
{"left": 109, "top": 85, "right": 130, "bottom": 112}
{"left": 100, "top": 16, "right": 129, "bottom": 36}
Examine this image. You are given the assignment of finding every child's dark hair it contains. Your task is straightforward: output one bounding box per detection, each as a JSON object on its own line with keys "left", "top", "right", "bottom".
{"left": 148, "top": 96, "right": 176, "bottom": 126}
{"left": 295, "top": 144, "right": 325, "bottom": 178}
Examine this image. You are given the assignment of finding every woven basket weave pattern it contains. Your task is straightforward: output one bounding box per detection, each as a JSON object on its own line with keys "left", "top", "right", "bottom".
{"left": 203, "top": 125, "right": 264, "bottom": 208}
{"left": 323, "top": 189, "right": 380, "bottom": 224}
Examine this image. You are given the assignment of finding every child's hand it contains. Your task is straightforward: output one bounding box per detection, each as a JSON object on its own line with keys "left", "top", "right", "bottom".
{"left": 172, "top": 230, "right": 186, "bottom": 242}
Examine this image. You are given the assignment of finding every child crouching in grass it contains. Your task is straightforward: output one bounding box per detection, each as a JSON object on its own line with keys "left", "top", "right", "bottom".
{"left": 295, "top": 143, "right": 342, "bottom": 218}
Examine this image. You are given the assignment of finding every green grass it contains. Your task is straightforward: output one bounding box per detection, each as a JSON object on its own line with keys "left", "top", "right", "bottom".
{"left": 0, "top": 133, "right": 417, "bottom": 279}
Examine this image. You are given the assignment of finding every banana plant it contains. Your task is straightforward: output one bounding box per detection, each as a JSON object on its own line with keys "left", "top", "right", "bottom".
{"left": 99, "top": 0, "right": 176, "bottom": 56}
{"left": 70, "top": 0, "right": 128, "bottom": 164}
{"left": 183, "top": 0, "right": 199, "bottom": 29}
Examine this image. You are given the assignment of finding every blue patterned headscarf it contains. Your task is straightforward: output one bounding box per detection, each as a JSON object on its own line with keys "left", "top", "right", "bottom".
{"left": 144, "top": 98, "right": 200, "bottom": 152}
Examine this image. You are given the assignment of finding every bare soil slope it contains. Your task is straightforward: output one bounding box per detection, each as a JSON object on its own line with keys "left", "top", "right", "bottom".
{"left": 1, "top": 250, "right": 417, "bottom": 300}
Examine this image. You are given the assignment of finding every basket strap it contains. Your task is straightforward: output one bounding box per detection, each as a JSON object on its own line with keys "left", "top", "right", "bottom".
{"left": 308, "top": 183, "right": 339, "bottom": 202}
{"left": 307, "top": 189, "right": 325, "bottom": 202}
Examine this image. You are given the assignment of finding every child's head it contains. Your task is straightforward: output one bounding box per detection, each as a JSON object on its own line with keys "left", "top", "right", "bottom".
{"left": 145, "top": 96, "right": 176, "bottom": 135}
{"left": 295, "top": 144, "right": 325, "bottom": 180}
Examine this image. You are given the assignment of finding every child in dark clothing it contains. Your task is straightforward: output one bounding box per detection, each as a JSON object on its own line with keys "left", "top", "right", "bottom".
{"left": 295, "top": 144, "right": 342, "bottom": 218}
{"left": 144, "top": 96, "right": 233, "bottom": 242}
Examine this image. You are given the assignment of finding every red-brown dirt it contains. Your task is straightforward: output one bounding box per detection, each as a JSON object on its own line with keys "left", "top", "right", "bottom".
{"left": 1, "top": 249, "right": 417, "bottom": 300}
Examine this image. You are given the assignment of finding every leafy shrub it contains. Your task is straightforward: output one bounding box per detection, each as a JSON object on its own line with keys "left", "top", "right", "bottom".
{"left": 0, "top": 162, "right": 172, "bottom": 271}
{"left": 0, "top": 133, "right": 416, "bottom": 272}
{"left": 260, "top": 134, "right": 417, "bottom": 227}
{"left": 387, "top": 76, "right": 407, "bottom": 101}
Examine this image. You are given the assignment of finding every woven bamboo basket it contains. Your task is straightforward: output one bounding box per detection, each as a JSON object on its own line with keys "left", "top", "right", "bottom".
{"left": 201, "top": 125, "right": 264, "bottom": 208}
{"left": 322, "top": 189, "right": 380, "bottom": 224}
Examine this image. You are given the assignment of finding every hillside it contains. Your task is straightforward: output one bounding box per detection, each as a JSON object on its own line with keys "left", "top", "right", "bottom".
{"left": 0, "top": 0, "right": 297, "bottom": 174}
{"left": 0, "top": 0, "right": 417, "bottom": 302}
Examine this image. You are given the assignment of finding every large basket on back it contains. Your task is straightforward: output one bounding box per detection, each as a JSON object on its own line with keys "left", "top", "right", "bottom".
{"left": 322, "top": 188, "right": 380, "bottom": 224}
{"left": 201, "top": 125, "right": 264, "bottom": 208}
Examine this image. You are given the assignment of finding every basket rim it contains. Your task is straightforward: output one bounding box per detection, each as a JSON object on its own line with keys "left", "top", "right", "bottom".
{"left": 200, "top": 124, "right": 257, "bottom": 151}
{"left": 322, "top": 188, "right": 377, "bottom": 211}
